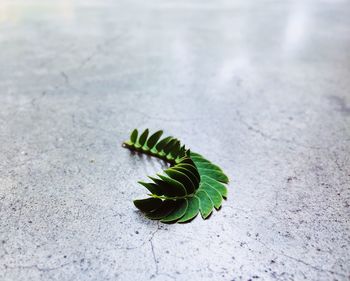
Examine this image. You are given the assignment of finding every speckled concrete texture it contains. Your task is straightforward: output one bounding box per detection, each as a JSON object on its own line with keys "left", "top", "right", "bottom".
{"left": 0, "top": 0, "right": 349, "bottom": 280}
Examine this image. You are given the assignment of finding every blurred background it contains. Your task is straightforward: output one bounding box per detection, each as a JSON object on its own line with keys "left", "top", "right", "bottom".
{"left": 0, "top": 0, "right": 349, "bottom": 280}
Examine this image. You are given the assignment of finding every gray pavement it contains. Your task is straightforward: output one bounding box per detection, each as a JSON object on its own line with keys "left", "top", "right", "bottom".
{"left": 0, "top": 0, "right": 349, "bottom": 280}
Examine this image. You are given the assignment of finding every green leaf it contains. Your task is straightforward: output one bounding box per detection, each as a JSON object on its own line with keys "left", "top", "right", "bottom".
{"left": 146, "top": 130, "right": 163, "bottom": 150}
{"left": 171, "top": 166, "right": 199, "bottom": 191}
{"left": 189, "top": 152, "right": 202, "bottom": 158}
{"left": 138, "top": 129, "right": 149, "bottom": 148}
{"left": 146, "top": 200, "right": 177, "bottom": 220}
{"left": 168, "top": 140, "right": 181, "bottom": 160}
{"left": 190, "top": 156, "right": 210, "bottom": 164}
{"left": 193, "top": 161, "right": 224, "bottom": 173}
{"left": 201, "top": 175, "right": 227, "bottom": 198}
{"left": 162, "top": 138, "right": 178, "bottom": 155}
{"left": 154, "top": 136, "right": 172, "bottom": 153}
{"left": 138, "top": 181, "right": 164, "bottom": 196}
{"left": 176, "top": 163, "right": 200, "bottom": 184}
{"left": 149, "top": 175, "right": 186, "bottom": 197}
{"left": 200, "top": 183, "right": 222, "bottom": 209}
{"left": 175, "top": 145, "right": 186, "bottom": 162}
{"left": 130, "top": 129, "right": 138, "bottom": 144}
{"left": 191, "top": 154, "right": 229, "bottom": 183}
{"left": 157, "top": 174, "right": 187, "bottom": 196}
{"left": 161, "top": 199, "right": 188, "bottom": 222}
{"left": 178, "top": 196, "right": 200, "bottom": 223}
{"left": 164, "top": 168, "right": 196, "bottom": 194}
{"left": 197, "top": 190, "right": 214, "bottom": 219}
{"left": 123, "top": 129, "right": 230, "bottom": 223}
{"left": 177, "top": 156, "right": 196, "bottom": 166}
{"left": 134, "top": 198, "right": 163, "bottom": 212}
{"left": 197, "top": 168, "right": 229, "bottom": 183}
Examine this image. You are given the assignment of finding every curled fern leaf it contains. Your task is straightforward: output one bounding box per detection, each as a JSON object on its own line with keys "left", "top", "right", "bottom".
{"left": 123, "top": 129, "right": 229, "bottom": 223}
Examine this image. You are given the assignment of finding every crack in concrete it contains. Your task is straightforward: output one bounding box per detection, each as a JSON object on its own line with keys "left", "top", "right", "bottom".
{"left": 123, "top": 222, "right": 161, "bottom": 251}
{"left": 78, "top": 35, "right": 123, "bottom": 69}
{"left": 251, "top": 238, "right": 347, "bottom": 278}
{"left": 147, "top": 223, "right": 178, "bottom": 280}
{"left": 280, "top": 252, "right": 347, "bottom": 278}
{"left": 150, "top": 239, "right": 159, "bottom": 277}
{"left": 235, "top": 110, "right": 328, "bottom": 151}
{"left": 78, "top": 46, "right": 102, "bottom": 69}
{"left": 60, "top": 72, "right": 86, "bottom": 94}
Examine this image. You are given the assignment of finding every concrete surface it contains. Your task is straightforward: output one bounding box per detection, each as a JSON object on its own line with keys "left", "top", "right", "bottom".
{"left": 0, "top": 0, "right": 350, "bottom": 280}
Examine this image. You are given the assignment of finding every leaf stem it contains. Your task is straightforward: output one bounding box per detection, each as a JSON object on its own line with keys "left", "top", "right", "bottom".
{"left": 149, "top": 193, "right": 195, "bottom": 200}
{"left": 122, "top": 142, "right": 177, "bottom": 166}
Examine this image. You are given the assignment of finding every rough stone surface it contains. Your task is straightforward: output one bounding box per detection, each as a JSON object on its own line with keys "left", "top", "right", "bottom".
{"left": 0, "top": 0, "right": 349, "bottom": 280}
